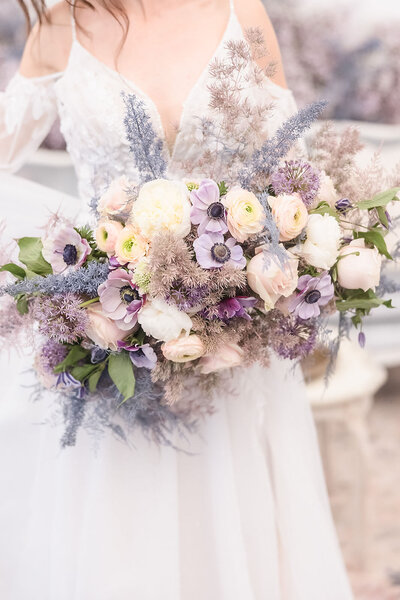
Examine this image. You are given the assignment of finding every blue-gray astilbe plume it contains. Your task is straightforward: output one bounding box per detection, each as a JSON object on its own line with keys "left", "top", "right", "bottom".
{"left": 122, "top": 92, "right": 167, "bottom": 183}
{"left": 1, "top": 261, "right": 109, "bottom": 298}
{"left": 59, "top": 368, "right": 197, "bottom": 449}
{"left": 238, "top": 100, "right": 327, "bottom": 190}
{"left": 325, "top": 312, "right": 351, "bottom": 381}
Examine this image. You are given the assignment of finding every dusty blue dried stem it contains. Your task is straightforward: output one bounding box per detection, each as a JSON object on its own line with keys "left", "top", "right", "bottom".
{"left": 122, "top": 92, "right": 167, "bottom": 183}
{"left": 1, "top": 261, "right": 109, "bottom": 298}
{"left": 238, "top": 100, "right": 327, "bottom": 189}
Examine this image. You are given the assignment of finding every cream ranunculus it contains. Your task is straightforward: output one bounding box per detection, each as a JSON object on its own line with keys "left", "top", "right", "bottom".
{"left": 85, "top": 303, "right": 134, "bottom": 350}
{"left": 268, "top": 193, "right": 308, "bottom": 242}
{"left": 130, "top": 179, "right": 191, "bottom": 240}
{"left": 98, "top": 176, "right": 132, "bottom": 216}
{"left": 246, "top": 246, "right": 299, "bottom": 310}
{"left": 95, "top": 219, "right": 124, "bottom": 254}
{"left": 198, "top": 342, "right": 244, "bottom": 374}
{"left": 222, "top": 187, "right": 265, "bottom": 242}
{"left": 300, "top": 213, "right": 341, "bottom": 269}
{"left": 114, "top": 225, "right": 149, "bottom": 267}
{"left": 315, "top": 171, "right": 339, "bottom": 208}
{"left": 137, "top": 299, "right": 193, "bottom": 342}
{"left": 162, "top": 334, "right": 205, "bottom": 363}
{"left": 337, "top": 239, "right": 382, "bottom": 292}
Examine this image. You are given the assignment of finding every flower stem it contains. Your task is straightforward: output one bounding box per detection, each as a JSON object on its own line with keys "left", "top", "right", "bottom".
{"left": 79, "top": 296, "right": 99, "bottom": 308}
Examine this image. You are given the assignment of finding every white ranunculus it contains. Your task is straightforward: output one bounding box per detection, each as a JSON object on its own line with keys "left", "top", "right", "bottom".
{"left": 300, "top": 213, "right": 341, "bottom": 269}
{"left": 130, "top": 179, "right": 191, "bottom": 240}
{"left": 137, "top": 299, "right": 193, "bottom": 342}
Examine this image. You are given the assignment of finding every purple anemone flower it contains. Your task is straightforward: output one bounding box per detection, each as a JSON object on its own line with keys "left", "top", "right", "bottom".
{"left": 216, "top": 296, "right": 257, "bottom": 322}
{"left": 117, "top": 341, "right": 157, "bottom": 370}
{"left": 288, "top": 272, "right": 334, "bottom": 320}
{"left": 190, "top": 179, "right": 228, "bottom": 235}
{"left": 193, "top": 233, "right": 246, "bottom": 270}
{"left": 98, "top": 268, "right": 145, "bottom": 331}
{"left": 42, "top": 226, "right": 91, "bottom": 274}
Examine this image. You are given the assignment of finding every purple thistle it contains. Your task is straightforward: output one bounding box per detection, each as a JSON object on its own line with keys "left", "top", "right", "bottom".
{"left": 288, "top": 272, "right": 334, "bottom": 320}
{"left": 31, "top": 294, "right": 89, "bottom": 344}
{"left": 166, "top": 281, "right": 209, "bottom": 311}
{"left": 117, "top": 341, "right": 157, "bottom": 370}
{"left": 270, "top": 160, "right": 320, "bottom": 207}
{"left": 40, "top": 340, "right": 68, "bottom": 373}
{"left": 190, "top": 179, "right": 228, "bottom": 235}
{"left": 270, "top": 313, "right": 318, "bottom": 360}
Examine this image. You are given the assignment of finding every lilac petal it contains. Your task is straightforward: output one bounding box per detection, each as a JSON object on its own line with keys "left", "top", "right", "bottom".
{"left": 194, "top": 234, "right": 214, "bottom": 251}
{"left": 190, "top": 205, "right": 207, "bottom": 224}
{"left": 230, "top": 245, "right": 244, "bottom": 261}
{"left": 298, "top": 301, "right": 320, "bottom": 320}
{"left": 297, "top": 274, "right": 314, "bottom": 292}
{"left": 204, "top": 218, "right": 228, "bottom": 234}
{"left": 225, "top": 237, "right": 238, "bottom": 249}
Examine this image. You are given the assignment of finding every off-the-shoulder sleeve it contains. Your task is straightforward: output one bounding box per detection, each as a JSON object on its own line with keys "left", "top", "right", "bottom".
{"left": 0, "top": 71, "right": 62, "bottom": 172}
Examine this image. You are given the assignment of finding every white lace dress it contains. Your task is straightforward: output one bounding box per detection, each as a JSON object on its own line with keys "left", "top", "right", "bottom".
{"left": 0, "top": 4, "right": 353, "bottom": 599}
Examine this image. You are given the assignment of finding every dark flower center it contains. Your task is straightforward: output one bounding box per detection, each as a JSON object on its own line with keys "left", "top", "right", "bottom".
{"left": 211, "top": 242, "right": 231, "bottom": 264}
{"left": 120, "top": 285, "right": 140, "bottom": 304}
{"left": 207, "top": 201, "right": 225, "bottom": 220}
{"left": 305, "top": 290, "right": 321, "bottom": 304}
{"left": 335, "top": 198, "right": 352, "bottom": 213}
{"left": 63, "top": 244, "right": 78, "bottom": 265}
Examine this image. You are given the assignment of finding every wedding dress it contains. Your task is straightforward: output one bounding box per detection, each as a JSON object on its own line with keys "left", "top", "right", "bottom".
{"left": 0, "top": 1, "right": 353, "bottom": 598}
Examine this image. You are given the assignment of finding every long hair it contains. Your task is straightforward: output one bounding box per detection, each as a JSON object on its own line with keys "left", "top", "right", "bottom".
{"left": 17, "top": 1, "right": 129, "bottom": 39}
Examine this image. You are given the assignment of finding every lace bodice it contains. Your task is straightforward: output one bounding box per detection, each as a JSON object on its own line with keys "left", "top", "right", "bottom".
{"left": 0, "top": 1, "right": 297, "bottom": 205}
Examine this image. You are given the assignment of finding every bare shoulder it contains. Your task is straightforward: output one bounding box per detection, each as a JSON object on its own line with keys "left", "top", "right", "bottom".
{"left": 234, "top": 0, "right": 287, "bottom": 88}
{"left": 19, "top": 1, "right": 73, "bottom": 78}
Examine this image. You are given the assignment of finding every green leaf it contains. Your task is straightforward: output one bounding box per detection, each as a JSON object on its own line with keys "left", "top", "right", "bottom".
{"left": 309, "top": 201, "right": 338, "bottom": 219}
{"left": 88, "top": 365, "right": 105, "bottom": 393}
{"left": 218, "top": 181, "right": 228, "bottom": 196}
{"left": 376, "top": 206, "right": 389, "bottom": 229}
{"left": 0, "top": 263, "right": 26, "bottom": 279}
{"left": 54, "top": 345, "right": 89, "bottom": 373}
{"left": 16, "top": 295, "right": 29, "bottom": 315}
{"left": 71, "top": 363, "right": 100, "bottom": 382}
{"left": 336, "top": 296, "right": 388, "bottom": 311}
{"left": 17, "top": 237, "right": 52, "bottom": 276}
{"left": 357, "top": 187, "right": 400, "bottom": 211}
{"left": 354, "top": 230, "right": 392, "bottom": 260}
{"left": 108, "top": 352, "right": 135, "bottom": 402}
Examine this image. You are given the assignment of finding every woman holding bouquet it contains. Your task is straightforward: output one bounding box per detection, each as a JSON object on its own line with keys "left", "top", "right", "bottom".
{"left": 0, "top": 0, "right": 353, "bottom": 598}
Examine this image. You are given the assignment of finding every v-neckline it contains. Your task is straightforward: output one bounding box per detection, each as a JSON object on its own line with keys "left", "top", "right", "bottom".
{"left": 70, "top": 7, "right": 237, "bottom": 160}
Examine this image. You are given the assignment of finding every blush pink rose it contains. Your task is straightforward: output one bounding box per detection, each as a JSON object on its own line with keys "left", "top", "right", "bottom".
{"left": 268, "top": 193, "right": 308, "bottom": 242}
{"left": 337, "top": 239, "right": 382, "bottom": 292}
{"left": 95, "top": 220, "right": 124, "bottom": 254}
{"left": 198, "top": 342, "right": 244, "bottom": 374}
{"left": 246, "top": 245, "right": 299, "bottom": 310}
{"left": 162, "top": 334, "right": 205, "bottom": 363}
{"left": 98, "top": 176, "right": 132, "bottom": 216}
{"left": 85, "top": 303, "right": 135, "bottom": 350}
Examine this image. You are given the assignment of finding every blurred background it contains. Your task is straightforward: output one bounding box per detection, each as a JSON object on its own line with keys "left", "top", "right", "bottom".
{"left": 1, "top": 0, "right": 400, "bottom": 598}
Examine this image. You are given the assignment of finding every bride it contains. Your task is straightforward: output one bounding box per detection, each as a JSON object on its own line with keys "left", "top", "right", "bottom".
{"left": 0, "top": 0, "right": 354, "bottom": 598}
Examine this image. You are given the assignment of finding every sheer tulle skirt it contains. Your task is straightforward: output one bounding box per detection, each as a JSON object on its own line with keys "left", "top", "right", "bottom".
{"left": 0, "top": 176, "right": 353, "bottom": 599}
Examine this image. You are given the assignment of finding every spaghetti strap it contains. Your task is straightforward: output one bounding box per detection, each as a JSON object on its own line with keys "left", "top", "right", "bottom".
{"left": 70, "top": 0, "right": 77, "bottom": 42}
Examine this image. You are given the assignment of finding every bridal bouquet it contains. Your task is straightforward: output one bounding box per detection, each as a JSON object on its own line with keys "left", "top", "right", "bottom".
{"left": 1, "top": 150, "right": 399, "bottom": 444}
{"left": 1, "top": 31, "right": 399, "bottom": 446}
